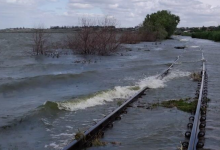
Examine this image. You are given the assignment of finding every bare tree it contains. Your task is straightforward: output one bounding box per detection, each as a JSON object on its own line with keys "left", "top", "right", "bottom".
{"left": 32, "top": 26, "right": 49, "bottom": 55}
{"left": 67, "top": 16, "right": 121, "bottom": 55}
{"left": 94, "top": 16, "right": 121, "bottom": 55}
{"left": 67, "top": 18, "right": 95, "bottom": 54}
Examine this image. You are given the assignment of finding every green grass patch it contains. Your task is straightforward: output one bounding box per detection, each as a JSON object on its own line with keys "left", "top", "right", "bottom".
{"left": 117, "top": 101, "right": 123, "bottom": 106}
{"left": 190, "top": 72, "right": 202, "bottom": 82}
{"left": 92, "top": 139, "right": 107, "bottom": 147}
{"left": 161, "top": 98, "right": 197, "bottom": 113}
{"left": 204, "top": 97, "right": 211, "bottom": 102}
{"left": 129, "top": 86, "right": 140, "bottom": 91}
{"left": 75, "top": 129, "right": 85, "bottom": 140}
{"left": 151, "top": 101, "right": 160, "bottom": 108}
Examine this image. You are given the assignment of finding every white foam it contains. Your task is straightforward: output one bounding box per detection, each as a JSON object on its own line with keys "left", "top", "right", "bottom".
{"left": 154, "top": 47, "right": 163, "bottom": 51}
{"left": 124, "top": 76, "right": 136, "bottom": 81}
{"left": 45, "top": 142, "right": 60, "bottom": 149}
{"left": 57, "top": 86, "right": 138, "bottom": 111}
{"left": 52, "top": 133, "right": 75, "bottom": 137}
{"left": 138, "top": 75, "right": 165, "bottom": 89}
{"left": 190, "top": 46, "right": 200, "bottom": 48}
{"left": 162, "top": 70, "right": 191, "bottom": 81}
{"left": 66, "top": 126, "right": 73, "bottom": 129}
{"left": 180, "top": 39, "right": 189, "bottom": 42}
{"left": 41, "top": 118, "right": 53, "bottom": 126}
{"left": 55, "top": 70, "right": 190, "bottom": 112}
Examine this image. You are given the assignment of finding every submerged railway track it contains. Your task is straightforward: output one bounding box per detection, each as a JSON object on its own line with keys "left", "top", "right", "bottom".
{"left": 182, "top": 54, "right": 209, "bottom": 150}
{"left": 63, "top": 54, "right": 209, "bottom": 150}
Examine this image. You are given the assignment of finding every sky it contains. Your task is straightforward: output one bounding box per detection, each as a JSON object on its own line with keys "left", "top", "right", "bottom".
{"left": 0, "top": 0, "right": 220, "bottom": 29}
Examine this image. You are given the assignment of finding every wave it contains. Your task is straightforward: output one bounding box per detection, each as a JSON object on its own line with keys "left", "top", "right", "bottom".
{"left": 0, "top": 70, "right": 190, "bottom": 129}
{"left": 42, "top": 101, "right": 60, "bottom": 111}
{"left": 180, "top": 39, "right": 189, "bottom": 42}
{"left": 0, "top": 71, "right": 95, "bottom": 92}
{"left": 45, "top": 70, "right": 190, "bottom": 112}
{"left": 190, "top": 46, "right": 200, "bottom": 48}
{"left": 0, "top": 39, "right": 7, "bottom": 44}
{"left": 0, "top": 62, "right": 75, "bottom": 70}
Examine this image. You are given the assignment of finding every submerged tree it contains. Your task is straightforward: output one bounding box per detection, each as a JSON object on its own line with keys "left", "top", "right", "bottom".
{"left": 141, "top": 10, "right": 180, "bottom": 39}
{"left": 67, "top": 16, "right": 121, "bottom": 55}
{"left": 32, "top": 26, "right": 49, "bottom": 55}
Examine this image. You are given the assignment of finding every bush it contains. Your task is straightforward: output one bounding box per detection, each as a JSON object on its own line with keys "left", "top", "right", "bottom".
{"left": 67, "top": 17, "right": 121, "bottom": 55}
{"left": 192, "top": 31, "right": 220, "bottom": 42}
{"left": 32, "top": 27, "right": 50, "bottom": 55}
{"left": 120, "top": 31, "right": 141, "bottom": 44}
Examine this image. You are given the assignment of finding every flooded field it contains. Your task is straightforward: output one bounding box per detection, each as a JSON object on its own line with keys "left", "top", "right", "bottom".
{"left": 0, "top": 33, "right": 219, "bottom": 150}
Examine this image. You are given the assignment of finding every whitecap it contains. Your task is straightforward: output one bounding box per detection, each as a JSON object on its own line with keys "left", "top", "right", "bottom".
{"left": 45, "top": 142, "right": 60, "bottom": 149}
{"left": 180, "top": 39, "right": 189, "bottom": 42}
{"left": 190, "top": 46, "right": 200, "bottom": 48}
{"left": 54, "top": 70, "right": 190, "bottom": 112}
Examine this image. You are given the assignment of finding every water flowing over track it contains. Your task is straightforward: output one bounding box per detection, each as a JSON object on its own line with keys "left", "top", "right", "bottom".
{"left": 63, "top": 54, "right": 210, "bottom": 150}
{"left": 63, "top": 56, "right": 180, "bottom": 150}
{"left": 2, "top": 35, "right": 218, "bottom": 150}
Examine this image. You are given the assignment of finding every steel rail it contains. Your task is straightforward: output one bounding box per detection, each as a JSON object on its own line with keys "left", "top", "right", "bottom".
{"left": 63, "top": 56, "right": 180, "bottom": 150}
{"left": 157, "top": 56, "right": 179, "bottom": 79}
{"left": 187, "top": 54, "right": 206, "bottom": 150}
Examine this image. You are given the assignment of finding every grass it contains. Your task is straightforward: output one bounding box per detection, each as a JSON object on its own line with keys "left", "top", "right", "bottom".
{"left": 110, "top": 141, "right": 122, "bottom": 145}
{"left": 192, "top": 31, "right": 220, "bottom": 42}
{"left": 74, "top": 129, "right": 121, "bottom": 148}
{"left": 135, "top": 98, "right": 197, "bottom": 112}
{"left": 204, "top": 97, "right": 211, "bottom": 102}
{"left": 177, "top": 142, "right": 183, "bottom": 150}
{"left": 190, "top": 72, "right": 201, "bottom": 82}
{"left": 92, "top": 139, "right": 107, "bottom": 147}
{"left": 151, "top": 101, "right": 160, "bottom": 109}
{"left": 161, "top": 98, "right": 197, "bottom": 113}
{"left": 117, "top": 101, "right": 123, "bottom": 106}
{"left": 92, "top": 139, "right": 121, "bottom": 147}
{"left": 129, "top": 86, "right": 140, "bottom": 91}
{"left": 75, "top": 129, "right": 85, "bottom": 140}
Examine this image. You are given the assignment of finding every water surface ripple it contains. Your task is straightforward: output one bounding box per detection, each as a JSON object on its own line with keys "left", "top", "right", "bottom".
{"left": 0, "top": 34, "right": 219, "bottom": 150}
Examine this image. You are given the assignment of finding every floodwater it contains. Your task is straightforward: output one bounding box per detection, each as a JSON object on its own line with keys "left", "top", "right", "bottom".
{"left": 0, "top": 33, "right": 219, "bottom": 150}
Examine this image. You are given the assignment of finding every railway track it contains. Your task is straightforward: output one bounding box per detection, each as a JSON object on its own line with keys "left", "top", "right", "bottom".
{"left": 182, "top": 54, "right": 208, "bottom": 150}
{"left": 62, "top": 56, "right": 180, "bottom": 150}
{"left": 63, "top": 54, "right": 209, "bottom": 150}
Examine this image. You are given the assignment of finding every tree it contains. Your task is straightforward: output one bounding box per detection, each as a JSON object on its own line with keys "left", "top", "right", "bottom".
{"left": 94, "top": 17, "right": 120, "bottom": 55}
{"left": 32, "top": 26, "right": 49, "bottom": 55}
{"left": 141, "top": 10, "right": 180, "bottom": 39}
{"left": 67, "top": 16, "right": 121, "bottom": 55}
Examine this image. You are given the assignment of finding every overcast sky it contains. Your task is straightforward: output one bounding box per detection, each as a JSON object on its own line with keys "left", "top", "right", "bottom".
{"left": 0, "top": 0, "right": 220, "bottom": 29}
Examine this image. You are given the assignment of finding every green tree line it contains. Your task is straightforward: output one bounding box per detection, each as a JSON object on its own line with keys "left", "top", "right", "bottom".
{"left": 192, "top": 31, "right": 220, "bottom": 42}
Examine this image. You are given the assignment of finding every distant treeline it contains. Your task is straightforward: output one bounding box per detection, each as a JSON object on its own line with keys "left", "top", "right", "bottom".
{"left": 50, "top": 26, "right": 116, "bottom": 30}
{"left": 178, "top": 25, "right": 220, "bottom": 42}
{"left": 175, "top": 26, "right": 220, "bottom": 42}
{"left": 177, "top": 26, "right": 220, "bottom": 33}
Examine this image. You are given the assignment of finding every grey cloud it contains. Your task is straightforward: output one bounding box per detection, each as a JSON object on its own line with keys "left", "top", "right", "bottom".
{"left": 0, "top": 0, "right": 220, "bottom": 29}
